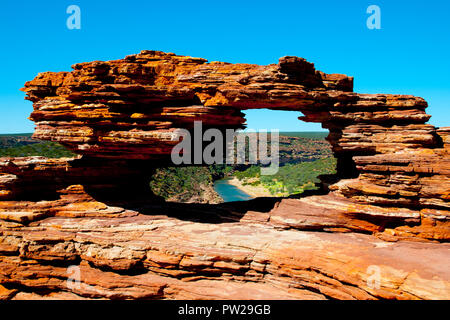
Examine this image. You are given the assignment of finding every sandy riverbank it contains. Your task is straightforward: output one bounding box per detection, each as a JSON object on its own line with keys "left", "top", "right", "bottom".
{"left": 226, "top": 177, "right": 273, "bottom": 198}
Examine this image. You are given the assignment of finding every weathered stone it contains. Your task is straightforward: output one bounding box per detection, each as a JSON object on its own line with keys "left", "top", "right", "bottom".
{"left": 0, "top": 51, "right": 447, "bottom": 299}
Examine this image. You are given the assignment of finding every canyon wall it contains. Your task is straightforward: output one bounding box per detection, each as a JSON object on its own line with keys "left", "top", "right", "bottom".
{"left": 0, "top": 51, "right": 448, "bottom": 299}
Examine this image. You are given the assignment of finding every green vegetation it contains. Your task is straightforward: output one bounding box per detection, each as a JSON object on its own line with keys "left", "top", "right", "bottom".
{"left": 0, "top": 141, "right": 75, "bottom": 158}
{"left": 235, "top": 157, "right": 336, "bottom": 196}
{"left": 150, "top": 166, "right": 215, "bottom": 202}
{"left": 0, "top": 134, "right": 76, "bottom": 158}
{"left": 150, "top": 165, "right": 238, "bottom": 201}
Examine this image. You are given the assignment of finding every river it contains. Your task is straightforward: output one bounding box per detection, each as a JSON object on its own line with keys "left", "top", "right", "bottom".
{"left": 213, "top": 179, "right": 254, "bottom": 202}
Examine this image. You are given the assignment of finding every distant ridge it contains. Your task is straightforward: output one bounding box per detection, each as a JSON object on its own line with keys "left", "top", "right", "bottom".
{"left": 0, "top": 132, "right": 329, "bottom": 138}
{"left": 0, "top": 133, "right": 33, "bottom": 137}
{"left": 279, "top": 131, "right": 328, "bottom": 139}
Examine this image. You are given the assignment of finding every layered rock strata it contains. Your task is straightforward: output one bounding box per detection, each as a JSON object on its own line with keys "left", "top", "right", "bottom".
{"left": 0, "top": 198, "right": 448, "bottom": 300}
{"left": 0, "top": 157, "right": 160, "bottom": 202}
{"left": 0, "top": 51, "right": 448, "bottom": 299}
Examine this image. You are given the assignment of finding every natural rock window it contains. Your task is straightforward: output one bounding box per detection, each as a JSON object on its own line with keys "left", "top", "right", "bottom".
{"left": 0, "top": 51, "right": 448, "bottom": 300}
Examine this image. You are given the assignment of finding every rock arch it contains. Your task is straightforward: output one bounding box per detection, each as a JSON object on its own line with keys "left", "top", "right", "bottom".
{"left": 0, "top": 51, "right": 448, "bottom": 299}
{"left": 18, "top": 51, "right": 449, "bottom": 227}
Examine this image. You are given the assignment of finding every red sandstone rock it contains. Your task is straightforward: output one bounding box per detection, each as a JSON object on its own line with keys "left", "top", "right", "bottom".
{"left": 0, "top": 51, "right": 448, "bottom": 299}
{"left": 18, "top": 52, "right": 449, "bottom": 220}
{"left": 0, "top": 200, "right": 448, "bottom": 299}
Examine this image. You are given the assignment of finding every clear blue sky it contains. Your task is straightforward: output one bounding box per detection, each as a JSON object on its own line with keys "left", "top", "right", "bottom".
{"left": 0, "top": 0, "right": 448, "bottom": 133}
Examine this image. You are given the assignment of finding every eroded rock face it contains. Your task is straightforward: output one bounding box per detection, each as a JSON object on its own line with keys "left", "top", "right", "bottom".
{"left": 1, "top": 200, "right": 449, "bottom": 300}
{"left": 0, "top": 51, "right": 448, "bottom": 300}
